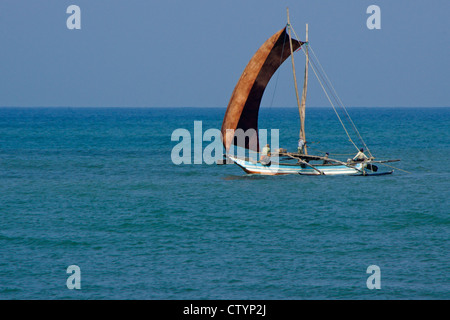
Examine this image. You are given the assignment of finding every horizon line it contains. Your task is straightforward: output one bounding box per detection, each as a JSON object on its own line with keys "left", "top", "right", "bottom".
{"left": 0, "top": 105, "right": 449, "bottom": 109}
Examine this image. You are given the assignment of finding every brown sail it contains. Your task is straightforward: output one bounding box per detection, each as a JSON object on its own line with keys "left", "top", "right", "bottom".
{"left": 221, "top": 27, "right": 304, "bottom": 152}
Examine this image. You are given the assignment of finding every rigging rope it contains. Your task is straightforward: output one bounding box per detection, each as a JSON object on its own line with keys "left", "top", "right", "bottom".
{"left": 378, "top": 162, "right": 412, "bottom": 174}
{"left": 304, "top": 50, "right": 361, "bottom": 151}
{"left": 289, "top": 23, "right": 373, "bottom": 157}
{"left": 308, "top": 46, "right": 373, "bottom": 158}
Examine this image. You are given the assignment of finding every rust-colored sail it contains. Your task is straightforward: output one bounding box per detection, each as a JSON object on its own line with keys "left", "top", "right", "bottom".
{"left": 221, "top": 27, "right": 304, "bottom": 152}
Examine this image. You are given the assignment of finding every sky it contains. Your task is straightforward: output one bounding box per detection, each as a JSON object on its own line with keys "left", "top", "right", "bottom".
{"left": 0, "top": 0, "right": 448, "bottom": 108}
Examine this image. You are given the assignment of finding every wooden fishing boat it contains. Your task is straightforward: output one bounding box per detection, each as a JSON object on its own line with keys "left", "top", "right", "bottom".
{"left": 220, "top": 9, "right": 400, "bottom": 176}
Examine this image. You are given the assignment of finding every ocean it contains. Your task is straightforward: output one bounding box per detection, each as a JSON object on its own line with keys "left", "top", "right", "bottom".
{"left": 0, "top": 106, "right": 448, "bottom": 300}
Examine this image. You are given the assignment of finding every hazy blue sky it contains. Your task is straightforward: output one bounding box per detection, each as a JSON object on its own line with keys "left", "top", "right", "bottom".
{"left": 0, "top": 0, "right": 448, "bottom": 107}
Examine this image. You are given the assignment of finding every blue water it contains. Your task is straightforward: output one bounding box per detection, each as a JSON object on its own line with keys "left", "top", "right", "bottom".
{"left": 0, "top": 107, "right": 448, "bottom": 299}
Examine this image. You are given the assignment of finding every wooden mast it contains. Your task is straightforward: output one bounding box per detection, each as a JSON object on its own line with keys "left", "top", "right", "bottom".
{"left": 287, "top": 8, "right": 307, "bottom": 155}
{"left": 300, "top": 23, "right": 309, "bottom": 155}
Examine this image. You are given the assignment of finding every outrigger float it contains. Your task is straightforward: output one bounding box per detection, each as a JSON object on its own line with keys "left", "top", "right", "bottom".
{"left": 219, "top": 9, "right": 400, "bottom": 176}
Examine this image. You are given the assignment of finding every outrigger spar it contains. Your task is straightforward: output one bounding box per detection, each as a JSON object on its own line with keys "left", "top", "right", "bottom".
{"left": 219, "top": 9, "right": 400, "bottom": 176}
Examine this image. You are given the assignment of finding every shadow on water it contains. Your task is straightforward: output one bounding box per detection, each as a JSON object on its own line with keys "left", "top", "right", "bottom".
{"left": 222, "top": 175, "right": 270, "bottom": 181}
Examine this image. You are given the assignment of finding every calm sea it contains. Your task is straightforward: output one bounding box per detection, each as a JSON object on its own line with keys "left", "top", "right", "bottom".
{"left": 0, "top": 107, "right": 448, "bottom": 299}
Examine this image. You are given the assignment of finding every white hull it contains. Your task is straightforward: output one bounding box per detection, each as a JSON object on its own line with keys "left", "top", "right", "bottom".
{"left": 228, "top": 155, "right": 365, "bottom": 176}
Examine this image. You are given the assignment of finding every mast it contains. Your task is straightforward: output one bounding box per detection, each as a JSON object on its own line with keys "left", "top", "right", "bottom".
{"left": 300, "top": 23, "right": 309, "bottom": 155}
{"left": 287, "top": 8, "right": 307, "bottom": 155}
